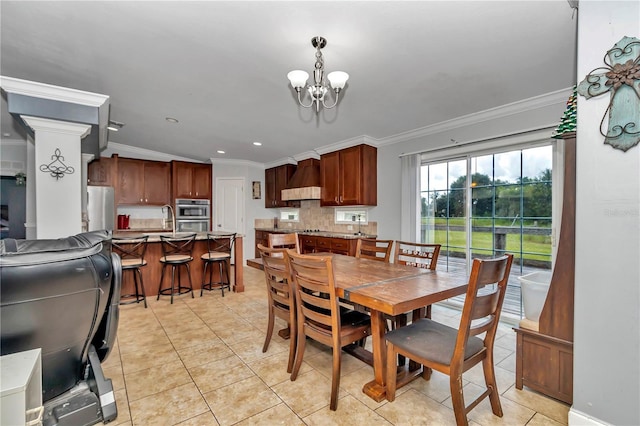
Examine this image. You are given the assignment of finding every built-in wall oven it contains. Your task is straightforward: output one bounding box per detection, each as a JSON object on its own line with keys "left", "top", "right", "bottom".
{"left": 175, "top": 199, "right": 210, "bottom": 232}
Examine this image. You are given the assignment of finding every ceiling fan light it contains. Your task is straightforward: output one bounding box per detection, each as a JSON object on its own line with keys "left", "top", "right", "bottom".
{"left": 327, "top": 71, "right": 349, "bottom": 90}
{"left": 287, "top": 70, "right": 309, "bottom": 89}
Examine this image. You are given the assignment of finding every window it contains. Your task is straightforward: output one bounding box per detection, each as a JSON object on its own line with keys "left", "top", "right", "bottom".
{"left": 335, "top": 208, "right": 368, "bottom": 225}
{"left": 279, "top": 209, "right": 299, "bottom": 222}
{"left": 420, "top": 144, "right": 554, "bottom": 319}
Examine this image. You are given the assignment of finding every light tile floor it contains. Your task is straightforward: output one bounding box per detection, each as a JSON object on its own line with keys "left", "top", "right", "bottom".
{"left": 103, "top": 266, "right": 570, "bottom": 426}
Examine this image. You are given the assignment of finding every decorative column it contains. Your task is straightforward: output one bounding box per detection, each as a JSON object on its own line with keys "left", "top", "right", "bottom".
{"left": 21, "top": 116, "right": 91, "bottom": 239}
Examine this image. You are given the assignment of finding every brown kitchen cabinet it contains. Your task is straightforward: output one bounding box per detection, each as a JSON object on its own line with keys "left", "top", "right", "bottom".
{"left": 320, "top": 144, "right": 377, "bottom": 206}
{"left": 265, "top": 164, "right": 298, "bottom": 208}
{"left": 172, "top": 161, "right": 212, "bottom": 200}
{"left": 87, "top": 156, "right": 114, "bottom": 186}
{"left": 117, "top": 158, "right": 171, "bottom": 205}
{"left": 300, "top": 235, "right": 357, "bottom": 256}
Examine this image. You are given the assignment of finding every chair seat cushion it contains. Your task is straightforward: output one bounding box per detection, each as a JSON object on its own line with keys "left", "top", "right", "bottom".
{"left": 121, "top": 258, "right": 146, "bottom": 268}
{"left": 385, "top": 318, "right": 484, "bottom": 366}
{"left": 161, "top": 254, "right": 193, "bottom": 263}
{"left": 201, "top": 252, "right": 231, "bottom": 261}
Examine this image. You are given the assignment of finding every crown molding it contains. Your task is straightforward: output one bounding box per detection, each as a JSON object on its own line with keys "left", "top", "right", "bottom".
{"left": 0, "top": 76, "right": 109, "bottom": 107}
{"left": 377, "top": 87, "right": 573, "bottom": 147}
{"left": 22, "top": 115, "right": 91, "bottom": 137}
{"left": 292, "top": 150, "right": 320, "bottom": 161}
{"left": 106, "top": 141, "right": 200, "bottom": 162}
{"left": 210, "top": 157, "right": 266, "bottom": 168}
{"left": 314, "top": 135, "right": 380, "bottom": 155}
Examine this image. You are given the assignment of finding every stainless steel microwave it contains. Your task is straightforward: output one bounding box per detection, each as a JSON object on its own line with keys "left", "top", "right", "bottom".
{"left": 175, "top": 199, "right": 210, "bottom": 219}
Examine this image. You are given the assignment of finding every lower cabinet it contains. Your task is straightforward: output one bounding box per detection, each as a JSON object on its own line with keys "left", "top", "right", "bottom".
{"left": 255, "top": 231, "right": 359, "bottom": 258}
{"left": 300, "top": 235, "right": 357, "bottom": 256}
{"left": 514, "top": 327, "right": 573, "bottom": 404}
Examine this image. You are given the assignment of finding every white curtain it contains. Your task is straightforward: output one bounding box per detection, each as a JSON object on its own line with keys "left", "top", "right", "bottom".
{"left": 400, "top": 154, "right": 420, "bottom": 242}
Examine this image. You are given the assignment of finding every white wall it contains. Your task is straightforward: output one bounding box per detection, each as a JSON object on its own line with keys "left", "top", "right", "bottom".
{"left": 571, "top": 2, "right": 640, "bottom": 425}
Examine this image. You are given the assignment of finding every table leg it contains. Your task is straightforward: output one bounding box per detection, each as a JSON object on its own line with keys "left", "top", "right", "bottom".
{"left": 233, "top": 236, "right": 244, "bottom": 292}
{"left": 362, "top": 310, "right": 387, "bottom": 402}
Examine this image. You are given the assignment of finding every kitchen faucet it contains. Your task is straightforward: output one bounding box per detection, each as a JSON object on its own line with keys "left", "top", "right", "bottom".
{"left": 162, "top": 204, "right": 176, "bottom": 236}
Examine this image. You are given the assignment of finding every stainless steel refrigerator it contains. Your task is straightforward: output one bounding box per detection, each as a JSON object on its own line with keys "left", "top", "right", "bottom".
{"left": 87, "top": 186, "right": 115, "bottom": 231}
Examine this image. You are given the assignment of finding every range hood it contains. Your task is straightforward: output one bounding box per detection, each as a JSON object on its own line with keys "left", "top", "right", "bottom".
{"left": 281, "top": 158, "right": 322, "bottom": 201}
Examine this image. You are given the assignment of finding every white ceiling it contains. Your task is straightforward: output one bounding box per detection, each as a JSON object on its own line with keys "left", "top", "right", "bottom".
{"left": 0, "top": 1, "right": 577, "bottom": 165}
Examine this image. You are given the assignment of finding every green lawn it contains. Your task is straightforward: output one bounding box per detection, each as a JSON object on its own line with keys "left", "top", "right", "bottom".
{"left": 421, "top": 219, "right": 552, "bottom": 262}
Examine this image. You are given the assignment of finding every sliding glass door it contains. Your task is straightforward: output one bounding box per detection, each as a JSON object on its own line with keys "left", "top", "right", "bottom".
{"left": 420, "top": 145, "right": 553, "bottom": 317}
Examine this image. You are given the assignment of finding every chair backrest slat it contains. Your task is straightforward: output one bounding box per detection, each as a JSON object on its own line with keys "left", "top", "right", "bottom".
{"left": 159, "top": 234, "right": 196, "bottom": 257}
{"left": 285, "top": 252, "right": 340, "bottom": 337}
{"left": 112, "top": 236, "right": 149, "bottom": 261}
{"left": 394, "top": 241, "right": 441, "bottom": 270}
{"left": 258, "top": 244, "right": 293, "bottom": 311}
{"left": 453, "top": 254, "right": 513, "bottom": 362}
{"left": 355, "top": 239, "right": 393, "bottom": 263}
{"left": 268, "top": 233, "right": 300, "bottom": 254}
{"left": 207, "top": 233, "right": 235, "bottom": 254}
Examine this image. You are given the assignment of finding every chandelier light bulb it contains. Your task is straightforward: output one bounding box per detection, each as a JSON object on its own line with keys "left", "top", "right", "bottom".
{"left": 327, "top": 71, "right": 349, "bottom": 90}
{"left": 287, "top": 70, "right": 309, "bottom": 89}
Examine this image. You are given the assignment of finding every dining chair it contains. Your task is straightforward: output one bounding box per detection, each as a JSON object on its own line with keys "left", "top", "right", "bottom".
{"left": 285, "top": 251, "right": 371, "bottom": 411}
{"left": 392, "top": 240, "right": 442, "bottom": 323}
{"left": 201, "top": 233, "right": 236, "bottom": 297}
{"left": 257, "top": 244, "right": 297, "bottom": 373}
{"left": 157, "top": 233, "right": 197, "bottom": 304}
{"left": 394, "top": 240, "right": 441, "bottom": 270}
{"left": 112, "top": 235, "right": 149, "bottom": 308}
{"left": 355, "top": 238, "right": 393, "bottom": 262}
{"left": 268, "top": 232, "right": 300, "bottom": 253}
{"left": 385, "top": 254, "right": 514, "bottom": 426}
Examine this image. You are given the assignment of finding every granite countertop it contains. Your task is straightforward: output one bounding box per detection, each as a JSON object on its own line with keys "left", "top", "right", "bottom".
{"left": 255, "top": 228, "right": 377, "bottom": 239}
{"left": 113, "top": 231, "right": 242, "bottom": 243}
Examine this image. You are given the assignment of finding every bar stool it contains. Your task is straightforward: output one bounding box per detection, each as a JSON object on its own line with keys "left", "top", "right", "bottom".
{"left": 112, "top": 235, "right": 149, "bottom": 308}
{"left": 201, "top": 233, "right": 236, "bottom": 297}
{"left": 157, "top": 233, "right": 197, "bottom": 304}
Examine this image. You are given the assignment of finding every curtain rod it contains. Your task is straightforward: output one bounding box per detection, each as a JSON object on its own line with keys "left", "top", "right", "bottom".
{"left": 398, "top": 124, "right": 557, "bottom": 158}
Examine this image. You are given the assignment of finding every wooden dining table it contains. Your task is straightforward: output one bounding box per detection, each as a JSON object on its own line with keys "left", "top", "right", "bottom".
{"left": 327, "top": 254, "right": 469, "bottom": 402}
{"left": 248, "top": 253, "right": 469, "bottom": 402}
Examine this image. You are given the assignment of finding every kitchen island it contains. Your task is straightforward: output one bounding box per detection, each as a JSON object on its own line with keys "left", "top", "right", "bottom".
{"left": 112, "top": 231, "right": 244, "bottom": 297}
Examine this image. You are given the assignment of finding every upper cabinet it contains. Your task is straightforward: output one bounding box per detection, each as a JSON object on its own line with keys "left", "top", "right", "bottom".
{"left": 117, "top": 158, "right": 171, "bottom": 205}
{"left": 320, "top": 144, "right": 377, "bottom": 206}
{"left": 265, "top": 164, "right": 298, "bottom": 208}
{"left": 172, "top": 161, "right": 211, "bottom": 200}
{"left": 87, "top": 156, "right": 114, "bottom": 186}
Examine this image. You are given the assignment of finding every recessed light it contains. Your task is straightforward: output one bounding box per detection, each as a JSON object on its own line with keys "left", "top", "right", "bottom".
{"left": 253, "top": 141, "right": 262, "bottom": 146}
{"left": 165, "top": 117, "right": 179, "bottom": 123}
{"left": 2, "top": 132, "right": 11, "bottom": 137}
{"left": 217, "top": 150, "right": 225, "bottom": 154}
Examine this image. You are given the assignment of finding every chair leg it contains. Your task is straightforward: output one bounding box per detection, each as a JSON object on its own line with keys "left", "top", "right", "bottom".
{"left": 157, "top": 263, "right": 167, "bottom": 301}
{"left": 329, "top": 345, "right": 341, "bottom": 411}
{"left": 290, "top": 327, "right": 306, "bottom": 381}
{"left": 218, "top": 261, "right": 225, "bottom": 297}
{"left": 136, "top": 267, "right": 147, "bottom": 308}
{"left": 262, "top": 305, "right": 275, "bottom": 353}
{"left": 201, "top": 261, "right": 209, "bottom": 296}
{"left": 482, "top": 355, "right": 503, "bottom": 417}
{"left": 170, "top": 265, "right": 176, "bottom": 304}
{"left": 286, "top": 324, "right": 296, "bottom": 374}
{"left": 385, "top": 342, "right": 398, "bottom": 401}
{"left": 450, "top": 375, "right": 468, "bottom": 426}
{"left": 185, "top": 263, "right": 194, "bottom": 298}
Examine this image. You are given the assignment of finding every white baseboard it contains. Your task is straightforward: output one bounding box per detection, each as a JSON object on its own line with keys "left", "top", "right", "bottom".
{"left": 569, "top": 408, "right": 611, "bottom": 426}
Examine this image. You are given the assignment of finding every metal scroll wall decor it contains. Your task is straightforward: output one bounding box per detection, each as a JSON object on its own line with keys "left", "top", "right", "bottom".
{"left": 40, "top": 148, "right": 75, "bottom": 180}
{"left": 577, "top": 36, "right": 640, "bottom": 152}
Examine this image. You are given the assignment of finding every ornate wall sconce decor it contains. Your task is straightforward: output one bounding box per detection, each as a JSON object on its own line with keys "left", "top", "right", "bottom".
{"left": 40, "top": 148, "right": 75, "bottom": 179}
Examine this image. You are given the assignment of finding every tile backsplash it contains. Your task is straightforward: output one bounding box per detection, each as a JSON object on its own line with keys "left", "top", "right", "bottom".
{"left": 255, "top": 200, "right": 377, "bottom": 235}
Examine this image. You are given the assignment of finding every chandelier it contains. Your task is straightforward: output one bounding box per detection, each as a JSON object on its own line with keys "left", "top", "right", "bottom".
{"left": 287, "top": 36, "right": 349, "bottom": 112}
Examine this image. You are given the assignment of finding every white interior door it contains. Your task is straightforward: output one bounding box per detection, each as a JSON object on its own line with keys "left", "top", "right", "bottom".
{"left": 215, "top": 178, "right": 244, "bottom": 234}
